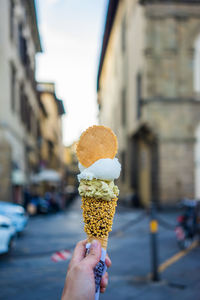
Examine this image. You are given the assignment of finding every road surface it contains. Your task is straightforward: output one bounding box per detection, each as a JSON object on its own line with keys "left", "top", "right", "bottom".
{"left": 0, "top": 198, "right": 200, "bottom": 300}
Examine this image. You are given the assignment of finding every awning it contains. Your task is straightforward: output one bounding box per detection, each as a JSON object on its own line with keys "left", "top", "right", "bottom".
{"left": 12, "top": 170, "right": 26, "bottom": 185}
{"left": 30, "top": 169, "right": 61, "bottom": 183}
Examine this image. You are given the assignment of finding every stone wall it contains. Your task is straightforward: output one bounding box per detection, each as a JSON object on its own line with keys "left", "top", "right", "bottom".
{"left": 144, "top": 3, "right": 200, "bottom": 100}
{"left": 142, "top": 101, "right": 200, "bottom": 139}
{"left": 159, "top": 140, "right": 195, "bottom": 204}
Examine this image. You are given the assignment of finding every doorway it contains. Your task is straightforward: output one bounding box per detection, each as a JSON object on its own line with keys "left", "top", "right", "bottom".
{"left": 130, "top": 125, "right": 159, "bottom": 207}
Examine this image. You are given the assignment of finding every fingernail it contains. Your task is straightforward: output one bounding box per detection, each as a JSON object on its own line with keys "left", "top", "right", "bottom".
{"left": 105, "top": 278, "right": 108, "bottom": 286}
{"left": 107, "top": 257, "right": 111, "bottom": 264}
{"left": 91, "top": 239, "right": 98, "bottom": 248}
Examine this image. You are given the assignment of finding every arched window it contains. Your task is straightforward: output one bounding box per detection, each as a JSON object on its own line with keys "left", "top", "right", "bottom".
{"left": 194, "top": 35, "right": 200, "bottom": 93}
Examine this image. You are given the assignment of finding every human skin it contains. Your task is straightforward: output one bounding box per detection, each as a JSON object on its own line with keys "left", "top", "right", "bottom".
{"left": 61, "top": 239, "right": 111, "bottom": 300}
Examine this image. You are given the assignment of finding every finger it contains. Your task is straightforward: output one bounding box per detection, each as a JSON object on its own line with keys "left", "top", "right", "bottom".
{"left": 100, "top": 272, "right": 108, "bottom": 289}
{"left": 100, "top": 287, "right": 106, "bottom": 294}
{"left": 70, "top": 240, "right": 87, "bottom": 264}
{"left": 105, "top": 255, "right": 112, "bottom": 268}
{"left": 83, "top": 240, "right": 101, "bottom": 268}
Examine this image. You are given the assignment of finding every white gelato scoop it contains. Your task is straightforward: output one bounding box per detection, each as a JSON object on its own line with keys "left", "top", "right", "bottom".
{"left": 78, "top": 158, "right": 121, "bottom": 182}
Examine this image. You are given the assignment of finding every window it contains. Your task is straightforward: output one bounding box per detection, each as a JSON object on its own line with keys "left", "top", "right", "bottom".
{"left": 48, "top": 140, "right": 54, "bottom": 159}
{"left": 121, "top": 151, "right": 126, "bottom": 183}
{"left": 36, "top": 120, "right": 41, "bottom": 140}
{"left": 20, "top": 84, "right": 25, "bottom": 123}
{"left": 26, "top": 100, "right": 31, "bottom": 132}
{"left": 194, "top": 35, "right": 200, "bottom": 94}
{"left": 10, "top": 0, "right": 15, "bottom": 40}
{"left": 10, "top": 62, "right": 16, "bottom": 112}
{"left": 136, "top": 73, "right": 142, "bottom": 119}
{"left": 121, "top": 88, "right": 126, "bottom": 127}
{"left": 18, "top": 24, "right": 28, "bottom": 65}
{"left": 31, "top": 110, "right": 36, "bottom": 137}
{"left": 20, "top": 87, "right": 33, "bottom": 132}
{"left": 121, "top": 16, "right": 126, "bottom": 53}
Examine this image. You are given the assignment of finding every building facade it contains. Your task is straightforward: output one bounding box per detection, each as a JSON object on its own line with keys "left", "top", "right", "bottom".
{"left": 97, "top": 0, "right": 200, "bottom": 206}
{"left": 63, "top": 143, "right": 79, "bottom": 188}
{"left": 37, "top": 82, "right": 65, "bottom": 175}
{"left": 0, "top": 0, "right": 42, "bottom": 202}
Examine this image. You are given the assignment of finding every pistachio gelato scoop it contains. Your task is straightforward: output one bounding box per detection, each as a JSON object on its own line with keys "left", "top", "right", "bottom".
{"left": 78, "top": 178, "right": 119, "bottom": 201}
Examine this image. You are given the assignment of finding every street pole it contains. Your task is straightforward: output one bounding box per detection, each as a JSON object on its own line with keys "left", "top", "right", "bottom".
{"left": 149, "top": 202, "right": 160, "bottom": 282}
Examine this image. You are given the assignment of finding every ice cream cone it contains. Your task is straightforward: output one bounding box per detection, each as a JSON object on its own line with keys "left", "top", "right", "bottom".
{"left": 76, "top": 125, "right": 121, "bottom": 300}
{"left": 87, "top": 236, "right": 108, "bottom": 250}
{"left": 81, "top": 196, "right": 118, "bottom": 250}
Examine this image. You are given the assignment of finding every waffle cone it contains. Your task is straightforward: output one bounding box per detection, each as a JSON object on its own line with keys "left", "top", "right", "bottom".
{"left": 76, "top": 125, "right": 118, "bottom": 168}
{"left": 87, "top": 235, "right": 108, "bottom": 250}
{"left": 81, "top": 197, "right": 118, "bottom": 250}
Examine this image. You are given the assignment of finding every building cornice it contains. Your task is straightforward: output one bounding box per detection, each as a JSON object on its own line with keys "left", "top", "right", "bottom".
{"left": 142, "top": 98, "right": 200, "bottom": 104}
{"left": 144, "top": 3, "right": 200, "bottom": 18}
{"left": 97, "top": 0, "right": 119, "bottom": 91}
{"left": 37, "top": 82, "right": 66, "bottom": 116}
{"left": 160, "top": 137, "right": 196, "bottom": 143}
{"left": 25, "top": 0, "right": 42, "bottom": 52}
{"left": 140, "top": 0, "right": 200, "bottom": 4}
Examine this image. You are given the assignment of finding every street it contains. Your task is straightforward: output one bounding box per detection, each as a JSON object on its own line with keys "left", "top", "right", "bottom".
{"left": 1, "top": 198, "right": 200, "bottom": 300}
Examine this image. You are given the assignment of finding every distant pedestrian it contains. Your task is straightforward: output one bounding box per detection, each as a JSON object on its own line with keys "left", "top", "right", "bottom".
{"left": 23, "top": 187, "right": 31, "bottom": 210}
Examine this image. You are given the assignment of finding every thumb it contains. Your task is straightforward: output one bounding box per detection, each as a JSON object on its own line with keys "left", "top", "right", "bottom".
{"left": 84, "top": 240, "right": 101, "bottom": 268}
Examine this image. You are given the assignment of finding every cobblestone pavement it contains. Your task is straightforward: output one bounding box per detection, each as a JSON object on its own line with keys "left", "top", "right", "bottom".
{"left": 0, "top": 197, "right": 200, "bottom": 300}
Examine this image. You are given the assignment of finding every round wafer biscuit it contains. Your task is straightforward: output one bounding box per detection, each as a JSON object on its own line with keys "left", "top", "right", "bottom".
{"left": 76, "top": 125, "right": 118, "bottom": 167}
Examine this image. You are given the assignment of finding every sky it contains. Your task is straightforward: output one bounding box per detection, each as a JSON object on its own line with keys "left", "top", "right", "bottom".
{"left": 35, "top": 0, "right": 108, "bottom": 146}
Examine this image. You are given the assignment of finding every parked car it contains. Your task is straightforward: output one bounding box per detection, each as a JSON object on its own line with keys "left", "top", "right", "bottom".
{"left": 0, "top": 201, "right": 28, "bottom": 233}
{"left": 0, "top": 215, "right": 16, "bottom": 254}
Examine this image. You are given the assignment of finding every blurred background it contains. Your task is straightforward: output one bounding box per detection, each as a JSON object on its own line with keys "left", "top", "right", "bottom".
{"left": 1, "top": 0, "right": 200, "bottom": 299}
